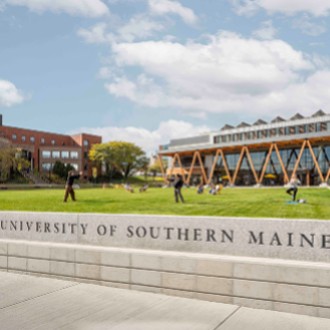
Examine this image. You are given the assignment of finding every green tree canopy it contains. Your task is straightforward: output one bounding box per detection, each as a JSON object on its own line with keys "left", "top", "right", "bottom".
{"left": 0, "top": 140, "right": 30, "bottom": 182}
{"left": 89, "top": 141, "right": 149, "bottom": 180}
{"left": 52, "top": 161, "right": 74, "bottom": 179}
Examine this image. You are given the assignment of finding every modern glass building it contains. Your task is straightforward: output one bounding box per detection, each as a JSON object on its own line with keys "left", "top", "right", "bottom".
{"left": 158, "top": 110, "right": 330, "bottom": 186}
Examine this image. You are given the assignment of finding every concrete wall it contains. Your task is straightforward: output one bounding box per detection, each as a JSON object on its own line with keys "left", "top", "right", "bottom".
{"left": 0, "top": 212, "right": 329, "bottom": 318}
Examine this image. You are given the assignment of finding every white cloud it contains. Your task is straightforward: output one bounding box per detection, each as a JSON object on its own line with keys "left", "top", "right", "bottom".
{"left": 293, "top": 15, "right": 327, "bottom": 36}
{"left": 105, "top": 31, "right": 324, "bottom": 117}
{"left": 232, "top": 0, "right": 330, "bottom": 17}
{"left": 77, "top": 23, "right": 110, "bottom": 44}
{"left": 0, "top": 79, "right": 25, "bottom": 107}
{"left": 252, "top": 20, "right": 277, "bottom": 40}
{"left": 72, "top": 120, "right": 210, "bottom": 155}
{"left": 117, "top": 15, "right": 165, "bottom": 42}
{"left": 78, "top": 15, "right": 164, "bottom": 44}
{"left": 4, "top": 0, "right": 109, "bottom": 17}
{"left": 148, "top": 0, "right": 198, "bottom": 25}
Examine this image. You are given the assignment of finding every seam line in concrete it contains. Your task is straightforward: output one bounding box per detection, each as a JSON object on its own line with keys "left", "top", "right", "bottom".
{"left": 212, "top": 306, "right": 241, "bottom": 330}
{"left": 0, "top": 282, "right": 80, "bottom": 311}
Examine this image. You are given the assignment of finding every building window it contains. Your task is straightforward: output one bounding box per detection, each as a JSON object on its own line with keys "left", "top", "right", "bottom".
{"left": 51, "top": 139, "right": 56, "bottom": 145}
{"left": 321, "top": 122, "right": 327, "bottom": 131}
{"left": 41, "top": 138, "right": 45, "bottom": 144}
{"left": 22, "top": 135, "right": 26, "bottom": 142}
{"left": 41, "top": 150, "right": 51, "bottom": 158}
{"left": 83, "top": 139, "right": 89, "bottom": 147}
{"left": 70, "top": 151, "right": 78, "bottom": 159}
{"left": 12, "top": 134, "right": 17, "bottom": 140}
{"left": 30, "top": 136, "right": 35, "bottom": 143}
{"left": 309, "top": 124, "right": 315, "bottom": 132}
{"left": 52, "top": 151, "right": 60, "bottom": 158}
{"left": 61, "top": 151, "right": 69, "bottom": 158}
{"left": 42, "top": 163, "right": 52, "bottom": 171}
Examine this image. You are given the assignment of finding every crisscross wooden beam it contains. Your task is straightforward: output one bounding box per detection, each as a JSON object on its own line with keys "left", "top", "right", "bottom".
{"left": 244, "top": 146, "right": 259, "bottom": 184}
{"left": 208, "top": 149, "right": 221, "bottom": 184}
{"left": 186, "top": 152, "right": 197, "bottom": 184}
{"left": 167, "top": 153, "right": 181, "bottom": 178}
{"left": 196, "top": 151, "right": 208, "bottom": 184}
{"left": 157, "top": 154, "right": 167, "bottom": 183}
{"left": 258, "top": 144, "right": 274, "bottom": 184}
{"left": 221, "top": 150, "right": 233, "bottom": 185}
{"left": 306, "top": 140, "right": 325, "bottom": 183}
{"left": 291, "top": 140, "right": 307, "bottom": 180}
{"left": 273, "top": 143, "right": 289, "bottom": 183}
{"left": 232, "top": 147, "right": 245, "bottom": 185}
{"left": 186, "top": 151, "right": 207, "bottom": 184}
{"left": 325, "top": 168, "right": 330, "bottom": 182}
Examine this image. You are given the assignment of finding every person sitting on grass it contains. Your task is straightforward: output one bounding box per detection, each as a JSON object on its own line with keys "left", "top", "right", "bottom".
{"left": 124, "top": 183, "right": 134, "bottom": 193}
{"left": 197, "top": 183, "right": 204, "bottom": 194}
{"left": 139, "top": 184, "right": 149, "bottom": 192}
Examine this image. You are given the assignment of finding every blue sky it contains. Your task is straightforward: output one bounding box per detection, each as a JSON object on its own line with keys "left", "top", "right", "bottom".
{"left": 1, "top": 0, "right": 330, "bottom": 155}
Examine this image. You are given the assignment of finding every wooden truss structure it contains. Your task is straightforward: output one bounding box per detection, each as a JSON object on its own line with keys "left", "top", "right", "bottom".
{"left": 158, "top": 138, "right": 330, "bottom": 186}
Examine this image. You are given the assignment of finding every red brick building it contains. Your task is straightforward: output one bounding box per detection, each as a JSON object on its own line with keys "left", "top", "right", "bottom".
{"left": 0, "top": 115, "right": 102, "bottom": 179}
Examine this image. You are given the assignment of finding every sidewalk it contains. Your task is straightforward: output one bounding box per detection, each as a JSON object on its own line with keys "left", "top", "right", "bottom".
{"left": 0, "top": 271, "right": 329, "bottom": 330}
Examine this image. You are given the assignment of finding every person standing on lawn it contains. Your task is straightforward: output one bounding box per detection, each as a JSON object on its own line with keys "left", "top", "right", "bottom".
{"left": 64, "top": 170, "right": 83, "bottom": 202}
{"left": 174, "top": 174, "right": 185, "bottom": 203}
{"left": 286, "top": 174, "right": 301, "bottom": 201}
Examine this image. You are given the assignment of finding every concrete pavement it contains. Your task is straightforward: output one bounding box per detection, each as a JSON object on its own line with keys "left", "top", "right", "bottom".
{"left": 0, "top": 271, "right": 329, "bottom": 330}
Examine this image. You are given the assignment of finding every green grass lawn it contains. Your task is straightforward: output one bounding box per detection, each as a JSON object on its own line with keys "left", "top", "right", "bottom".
{"left": 0, "top": 186, "right": 329, "bottom": 219}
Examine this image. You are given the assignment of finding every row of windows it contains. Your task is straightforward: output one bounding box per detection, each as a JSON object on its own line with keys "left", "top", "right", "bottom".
{"left": 41, "top": 163, "right": 79, "bottom": 171}
{"left": 12, "top": 134, "right": 56, "bottom": 145}
{"left": 11, "top": 134, "right": 90, "bottom": 147}
{"left": 214, "top": 122, "right": 330, "bottom": 144}
{"left": 41, "top": 150, "right": 79, "bottom": 159}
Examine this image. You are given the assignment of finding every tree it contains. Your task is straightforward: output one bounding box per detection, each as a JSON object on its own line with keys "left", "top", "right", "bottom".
{"left": 0, "top": 140, "right": 30, "bottom": 181}
{"left": 52, "top": 161, "right": 74, "bottom": 180}
{"left": 89, "top": 141, "right": 148, "bottom": 180}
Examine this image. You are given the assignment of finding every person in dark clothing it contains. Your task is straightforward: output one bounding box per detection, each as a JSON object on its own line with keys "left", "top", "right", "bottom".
{"left": 64, "top": 170, "right": 82, "bottom": 202}
{"left": 174, "top": 174, "right": 185, "bottom": 203}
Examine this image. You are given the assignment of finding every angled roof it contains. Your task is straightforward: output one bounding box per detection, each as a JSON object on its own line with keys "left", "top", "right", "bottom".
{"left": 237, "top": 122, "right": 250, "bottom": 128}
{"left": 220, "top": 124, "right": 234, "bottom": 131}
{"left": 290, "top": 113, "right": 304, "bottom": 120}
{"left": 253, "top": 119, "right": 267, "bottom": 125}
{"left": 312, "top": 109, "right": 327, "bottom": 117}
{"left": 271, "top": 116, "right": 285, "bottom": 123}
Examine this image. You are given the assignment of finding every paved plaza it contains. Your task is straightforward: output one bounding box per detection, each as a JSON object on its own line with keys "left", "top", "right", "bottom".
{"left": 0, "top": 271, "right": 329, "bottom": 330}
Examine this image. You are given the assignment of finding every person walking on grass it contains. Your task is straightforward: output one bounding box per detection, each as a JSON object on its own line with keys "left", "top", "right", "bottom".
{"left": 286, "top": 174, "right": 301, "bottom": 201}
{"left": 64, "top": 170, "right": 82, "bottom": 202}
{"left": 174, "top": 174, "right": 185, "bottom": 203}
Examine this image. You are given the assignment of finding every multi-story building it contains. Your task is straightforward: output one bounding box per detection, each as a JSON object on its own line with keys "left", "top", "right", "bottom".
{"left": 0, "top": 115, "right": 102, "bottom": 179}
{"left": 158, "top": 110, "right": 330, "bottom": 186}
